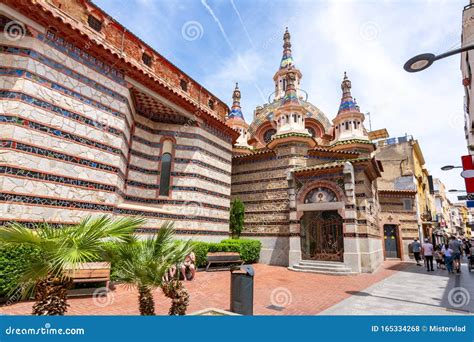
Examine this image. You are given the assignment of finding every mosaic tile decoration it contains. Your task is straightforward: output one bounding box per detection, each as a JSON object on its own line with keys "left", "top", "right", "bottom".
{"left": 126, "top": 181, "right": 230, "bottom": 199}
{"left": 123, "top": 195, "right": 229, "bottom": 211}
{"left": 0, "top": 91, "right": 125, "bottom": 138}
{"left": 0, "top": 140, "right": 121, "bottom": 175}
{"left": 132, "top": 135, "right": 231, "bottom": 164}
{"left": 0, "top": 220, "right": 230, "bottom": 236}
{"left": 130, "top": 149, "right": 231, "bottom": 176}
{"left": 126, "top": 165, "right": 231, "bottom": 187}
{"left": 1, "top": 115, "right": 126, "bottom": 161}
{"left": 0, "top": 67, "right": 130, "bottom": 127}
{"left": 135, "top": 122, "right": 233, "bottom": 155}
{"left": 39, "top": 32, "right": 126, "bottom": 85}
{"left": 0, "top": 46, "right": 128, "bottom": 104}
{"left": 0, "top": 193, "right": 229, "bottom": 223}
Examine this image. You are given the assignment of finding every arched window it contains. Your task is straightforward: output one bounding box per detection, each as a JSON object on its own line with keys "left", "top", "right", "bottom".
{"left": 307, "top": 127, "right": 316, "bottom": 137}
{"left": 263, "top": 129, "right": 276, "bottom": 143}
{"left": 159, "top": 140, "right": 173, "bottom": 196}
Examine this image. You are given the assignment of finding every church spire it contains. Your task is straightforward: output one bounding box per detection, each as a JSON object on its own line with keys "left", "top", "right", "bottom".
{"left": 280, "top": 27, "right": 294, "bottom": 69}
{"left": 281, "top": 67, "right": 300, "bottom": 107}
{"left": 338, "top": 72, "right": 359, "bottom": 114}
{"left": 228, "top": 82, "right": 244, "bottom": 120}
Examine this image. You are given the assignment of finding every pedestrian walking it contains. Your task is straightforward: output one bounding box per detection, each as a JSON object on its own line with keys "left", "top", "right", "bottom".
{"left": 411, "top": 238, "right": 422, "bottom": 266}
{"left": 448, "top": 236, "right": 462, "bottom": 273}
{"left": 442, "top": 244, "right": 454, "bottom": 274}
{"left": 422, "top": 238, "right": 434, "bottom": 272}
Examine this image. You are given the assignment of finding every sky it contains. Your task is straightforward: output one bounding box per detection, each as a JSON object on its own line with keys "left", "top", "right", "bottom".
{"left": 96, "top": 0, "right": 469, "bottom": 201}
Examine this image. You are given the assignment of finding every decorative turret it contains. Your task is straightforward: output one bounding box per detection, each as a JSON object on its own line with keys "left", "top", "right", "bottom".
{"left": 228, "top": 83, "right": 244, "bottom": 120}
{"left": 273, "top": 28, "right": 302, "bottom": 101}
{"left": 332, "top": 72, "right": 369, "bottom": 143}
{"left": 273, "top": 68, "right": 311, "bottom": 136}
{"left": 280, "top": 27, "right": 294, "bottom": 69}
{"left": 226, "top": 83, "right": 250, "bottom": 148}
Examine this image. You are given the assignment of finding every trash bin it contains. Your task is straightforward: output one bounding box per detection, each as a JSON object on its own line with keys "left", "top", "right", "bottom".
{"left": 230, "top": 265, "right": 254, "bottom": 315}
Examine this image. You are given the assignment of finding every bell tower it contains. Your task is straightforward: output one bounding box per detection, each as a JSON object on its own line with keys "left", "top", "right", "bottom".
{"left": 226, "top": 83, "right": 250, "bottom": 148}
{"left": 273, "top": 28, "right": 303, "bottom": 101}
{"left": 332, "top": 72, "right": 369, "bottom": 143}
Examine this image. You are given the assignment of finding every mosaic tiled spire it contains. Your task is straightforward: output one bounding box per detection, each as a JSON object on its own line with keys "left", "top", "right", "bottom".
{"left": 280, "top": 27, "right": 294, "bottom": 69}
{"left": 338, "top": 72, "right": 359, "bottom": 114}
{"left": 281, "top": 67, "right": 300, "bottom": 106}
{"left": 228, "top": 82, "right": 244, "bottom": 120}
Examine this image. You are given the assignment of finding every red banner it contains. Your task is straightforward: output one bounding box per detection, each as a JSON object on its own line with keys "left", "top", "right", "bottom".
{"left": 462, "top": 155, "right": 474, "bottom": 193}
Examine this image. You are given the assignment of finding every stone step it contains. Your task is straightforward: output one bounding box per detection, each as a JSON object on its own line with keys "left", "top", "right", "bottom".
{"left": 291, "top": 264, "right": 353, "bottom": 273}
{"left": 288, "top": 266, "right": 355, "bottom": 275}
{"left": 288, "top": 260, "right": 355, "bottom": 275}
{"left": 298, "top": 260, "right": 348, "bottom": 268}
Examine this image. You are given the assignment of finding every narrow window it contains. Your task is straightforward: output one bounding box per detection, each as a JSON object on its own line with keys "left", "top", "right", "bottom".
{"left": 180, "top": 79, "right": 188, "bottom": 92}
{"left": 142, "top": 53, "right": 152, "bottom": 67}
{"left": 159, "top": 153, "right": 172, "bottom": 196}
{"left": 403, "top": 199, "right": 412, "bottom": 211}
{"left": 87, "top": 15, "right": 102, "bottom": 32}
{"left": 208, "top": 99, "right": 215, "bottom": 110}
{"left": 159, "top": 140, "right": 173, "bottom": 196}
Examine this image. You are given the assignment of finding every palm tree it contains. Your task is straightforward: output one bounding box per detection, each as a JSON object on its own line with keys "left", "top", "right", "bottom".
{"left": 161, "top": 280, "right": 190, "bottom": 315}
{"left": 0, "top": 215, "right": 145, "bottom": 315}
{"left": 105, "top": 221, "right": 193, "bottom": 315}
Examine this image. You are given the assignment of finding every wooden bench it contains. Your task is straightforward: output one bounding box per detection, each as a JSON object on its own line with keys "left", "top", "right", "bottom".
{"left": 206, "top": 252, "right": 243, "bottom": 271}
{"left": 64, "top": 262, "right": 111, "bottom": 297}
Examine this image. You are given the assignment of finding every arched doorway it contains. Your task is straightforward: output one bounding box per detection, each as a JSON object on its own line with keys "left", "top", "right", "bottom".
{"left": 300, "top": 210, "right": 344, "bottom": 261}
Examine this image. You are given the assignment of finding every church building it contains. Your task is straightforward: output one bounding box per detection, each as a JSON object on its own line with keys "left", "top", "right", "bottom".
{"left": 1, "top": 0, "right": 386, "bottom": 274}
{"left": 227, "top": 29, "right": 384, "bottom": 273}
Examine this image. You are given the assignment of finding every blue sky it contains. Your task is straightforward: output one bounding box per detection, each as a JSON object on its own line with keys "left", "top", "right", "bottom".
{"left": 96, "top": 0, "right": 469, "bottom": 200}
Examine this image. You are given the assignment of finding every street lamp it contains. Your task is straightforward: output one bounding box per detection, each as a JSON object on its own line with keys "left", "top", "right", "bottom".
{"left": 440, "top": 165, "right": 462, "bottom": 171}
{"left": 404, "top": 45, "right": 474, "bottom": 73}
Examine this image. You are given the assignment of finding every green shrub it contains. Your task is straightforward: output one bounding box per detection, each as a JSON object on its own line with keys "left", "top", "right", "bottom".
{"left": 0, "top": 245, "right": 40, "bottom": 298}
{"left": 229, "top": 199, "right": 245, "bottom": 238}
{"left": 221, "top": 239, "right": 261, "bottom": 264}
{"left": 192, "top": 239, "right": 261, "bottom": 268}
{"left": 191, "top": 241, "right": 209, "bottom": 268}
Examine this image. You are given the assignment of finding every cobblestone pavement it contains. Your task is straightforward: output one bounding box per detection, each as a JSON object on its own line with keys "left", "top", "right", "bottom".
{"left": 0, "top": 261, "right": 406, "bottom": 315}
{"left": 321, "top": 260, "right": 474, "bottom": 315}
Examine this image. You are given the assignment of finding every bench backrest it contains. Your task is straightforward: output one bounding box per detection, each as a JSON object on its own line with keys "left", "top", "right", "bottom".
{"left": 207, "top": 252, "right": 241, "bottom": 262}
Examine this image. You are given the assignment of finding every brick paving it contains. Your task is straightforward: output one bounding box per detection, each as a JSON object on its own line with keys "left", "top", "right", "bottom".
{"left": 0, "top": 261, "right": 407, "bottom": 316}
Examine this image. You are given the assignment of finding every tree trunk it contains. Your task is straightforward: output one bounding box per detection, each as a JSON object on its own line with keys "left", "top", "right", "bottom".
{"left": 32, "top": 277, "right": 72, "bottom": 316}
{"left": 138, "top": 286, "right": 155, "bottom": 316}
{"left": 162, "top": 281, "right": 189, "bottom": 315}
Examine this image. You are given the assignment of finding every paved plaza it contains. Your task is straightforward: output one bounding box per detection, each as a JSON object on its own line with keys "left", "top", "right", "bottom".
{"left": 1, "top": 261, "right": 473, "bottom": 316}
{"left": 321, "top": 261, "right": 474, "bottom": 315}
{"left": 0, "top": 261, "right": 405, "bottom": 315}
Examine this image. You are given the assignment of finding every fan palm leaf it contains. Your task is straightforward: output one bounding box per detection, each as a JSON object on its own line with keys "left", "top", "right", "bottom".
{"left": 0, "top": 215, "right": 144, "bottom": 315}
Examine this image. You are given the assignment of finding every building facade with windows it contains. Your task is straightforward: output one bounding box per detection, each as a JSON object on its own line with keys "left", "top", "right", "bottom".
{"left": 462, "top": 1, "right": 474, "bottom": 155}
{"left": 226, "top": 29, "right": 384, "bottom": 273}
{"left": 0, "top": 0, "right": 238, "bottom": 240}
{"left": 374, "top": 136, "right": 435, "bottom": 260}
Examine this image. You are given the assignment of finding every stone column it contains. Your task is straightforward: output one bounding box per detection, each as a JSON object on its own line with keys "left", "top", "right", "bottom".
{"left": 287, "top": 170, "right": 302, "bottom": 266}
{"left": 342, "top": 162, "right": 362, "bottom": 273}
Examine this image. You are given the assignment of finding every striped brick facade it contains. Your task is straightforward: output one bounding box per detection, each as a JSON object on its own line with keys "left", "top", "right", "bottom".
{"left": 0, "top": 1, "right": 237, "bottom": 240}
